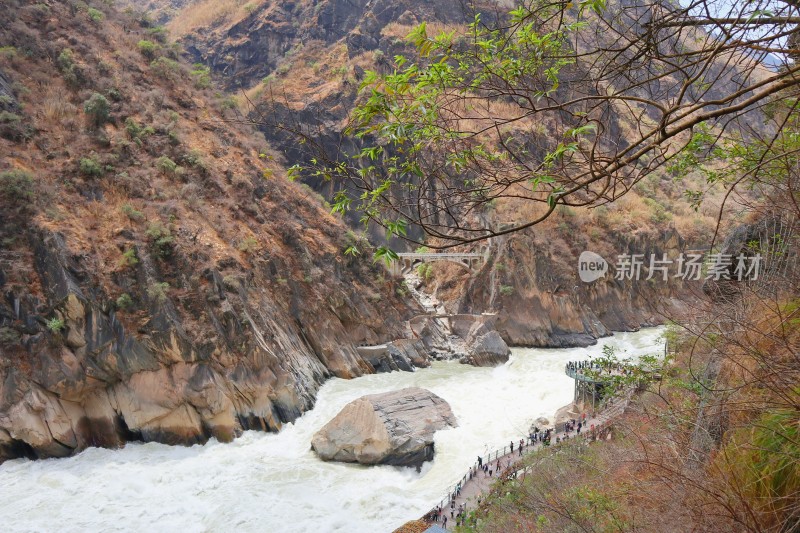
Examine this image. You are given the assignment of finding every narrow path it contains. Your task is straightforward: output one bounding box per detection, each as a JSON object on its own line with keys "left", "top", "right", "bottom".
{"left": 421, "top": 393, "right": 630, "bottom": 529}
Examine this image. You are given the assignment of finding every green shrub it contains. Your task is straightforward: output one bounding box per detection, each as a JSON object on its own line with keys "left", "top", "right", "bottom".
{"left": 137, "top": 40, "right": 160, "bottom": 60}
{"left": 83, "top": 93, "right": 111, "bottom": 128}
{"left": 416, "top": 262, "right": 433, "bottom": 280}
{"left": 121, "top": 203, "right": 144, "bottom": 221}
{"left": 119, "top": 248, "right": 138, "bottom": 268}
{"left": 167, "top": 130, "right": 181, "bottom": 146}
{"left": 0, "top": 111, "right": 30, "bottom": 142}
{"left": 57, "top": 48, "right": 79, "bottom": 86}
{"left": 183, "top": 149, "right": 206, "bottom": 170}
{"left": 499, "top": 284, "right": 515, "bottom": 296}
{"left": 222, "top": 275, "right": 239, "bottom": 291}
{"left": 46, "top": 317, "right": 65, "bottom": 333}
{"left": 87, "top": 7, "right": 104, "bottom": 22}
{"left": 190, "top": 64, "right": 211, "bottom": 89}
{"left": 150, "top": 57, "right": 181, "bottom": 80}
{"left": 31, "top": 3, "right": 50, "bottom": 18}
{"left": 156, "top": 155, "right": 182, "bottom": 176}
{"left": 79, "top": 156, "right": 104, "bottom": 177}
{"left": 643, "top": 197, "right": 672, "bottom": 224}
{"left": 0, "top": 46, "right": 17, "bottom": 60}
{"left": 57, "top": 48, "right": 74, "bottom": 72}
{"left": 238, "top": 236, "right": 259, "bottom": 254}
{"left": 0, "top": 169, "right": 34, "bottom": 204}
{"left": 146, "top": 282, "right": 170, "bottom": 304}
{"left": 0, "top": 326, "right": 20, "bottom": 346}
{"left": 106, "top": 87, "right": 122, "bottom": 102}
{"left": 220, "top": 96, "right": 238, "bottom": 110}
{"left": 147, "top": 26, "right": 169, "bottom": 44}
{"left": 115, "top": 293, "right": 134, "bottom": 311}
{"left": 145, "top": 221, "right": 174, "bottom": 256}
{"left": 124, "top": 117, "right": 142, "bottom": 139}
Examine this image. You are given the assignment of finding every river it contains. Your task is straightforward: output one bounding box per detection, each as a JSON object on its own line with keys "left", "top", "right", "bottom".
{"left": 0, "top": 327, "right": 664, "bottom": 533}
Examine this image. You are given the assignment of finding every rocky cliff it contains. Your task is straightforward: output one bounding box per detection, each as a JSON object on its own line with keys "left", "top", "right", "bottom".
{"left": 135, "top": 0, "right": 725, "bottom": 348}
{"left": 0, "top": 0, "right": 425, "bottom": 463}
{"left": 424, "top": 226, "right": 701, "bottom": 347}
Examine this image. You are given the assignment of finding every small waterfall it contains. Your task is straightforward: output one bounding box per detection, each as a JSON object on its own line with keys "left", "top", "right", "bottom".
{"left": 403, "top": 270, "right": 469, "bottom": 359}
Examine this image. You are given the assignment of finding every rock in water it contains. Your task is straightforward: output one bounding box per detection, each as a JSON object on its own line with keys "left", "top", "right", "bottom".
{"left": 311, "top": 387, "right": 457, "bottom": 468}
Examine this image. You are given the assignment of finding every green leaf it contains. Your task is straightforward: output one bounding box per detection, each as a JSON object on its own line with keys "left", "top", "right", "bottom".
{"left": 373, "top": 246, "right": 399, "bottom": 265}
{"left": 287, "top": 164, "right": 303, "bottom": 181}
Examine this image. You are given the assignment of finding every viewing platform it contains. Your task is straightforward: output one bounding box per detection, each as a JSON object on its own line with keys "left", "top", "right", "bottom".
{"left": 564, "top": 361, "right": 626, "bottom": 410}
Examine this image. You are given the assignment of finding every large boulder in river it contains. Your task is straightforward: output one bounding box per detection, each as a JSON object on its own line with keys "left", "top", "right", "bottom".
{"left": 311, "top": 387, "right": 457, "bottom": 468}
{"left": 451, "top": 315, "right": 511, "bottom": 367}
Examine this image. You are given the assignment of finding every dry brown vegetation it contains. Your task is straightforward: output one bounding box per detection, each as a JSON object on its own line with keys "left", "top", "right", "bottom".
{"left": 460, "top": 238, "right": 800, "bottom": 532}
{"left": 0, "top": 0, "right": 409, "bottom": 342}
{"left": 166, "top": 0, "right": 265, "bottom": 37}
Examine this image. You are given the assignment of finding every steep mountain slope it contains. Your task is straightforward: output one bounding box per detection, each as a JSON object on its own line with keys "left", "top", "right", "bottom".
{"left": 0, "top": 0, "right": 422, "bottom": 462}
{"left": 128, "top": 0, "right": 736, "bottom": 346}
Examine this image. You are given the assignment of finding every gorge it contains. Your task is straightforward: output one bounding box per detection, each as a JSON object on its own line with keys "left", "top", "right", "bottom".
{"left": 0, "top": 329, "right": 665, "bottom": 532}
{"left": 1, "top": 0, "right": 798, "bottom": 531}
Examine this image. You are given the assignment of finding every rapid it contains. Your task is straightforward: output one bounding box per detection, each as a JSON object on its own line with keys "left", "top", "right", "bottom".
{"left": 0, "top": 328, "right": 664, "bottom": 532}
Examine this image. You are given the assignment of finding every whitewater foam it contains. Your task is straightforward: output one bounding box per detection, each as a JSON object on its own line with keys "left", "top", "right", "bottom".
{"left": 0, "top": 328, "right": 664, "bottom": 532}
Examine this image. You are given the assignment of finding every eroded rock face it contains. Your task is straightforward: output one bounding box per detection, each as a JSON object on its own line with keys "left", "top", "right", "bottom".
{"left": 454, "top": 231, "right": 699, "bottom": 347}
{"left": 451, "top": 315, "right": 511, "bottom": 367}
{"left": 0, "top": 228, "right": 423, "bottom": 465}
{"left": 311, "top": 387, "right": 457, "bottom": 468}
{"left": 408, "top": 314, "right": 511, "bottom": 367}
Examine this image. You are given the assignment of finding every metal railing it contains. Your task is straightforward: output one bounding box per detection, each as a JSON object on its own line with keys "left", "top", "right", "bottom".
{"left": 422, "top": 391, "right": 632, "bottom": 522}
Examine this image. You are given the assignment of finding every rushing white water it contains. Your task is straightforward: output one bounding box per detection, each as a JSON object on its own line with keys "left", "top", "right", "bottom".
{"left": 0, "top": 328, "right": 664, "bottom": 533}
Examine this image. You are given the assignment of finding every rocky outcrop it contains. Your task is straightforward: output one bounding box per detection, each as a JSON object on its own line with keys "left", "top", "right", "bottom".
{"left": 450, "top": 231, "right": 698, "bottom": 347}
{"left": 0, "top": 0, "right": 443, "bottom": 466}
{"left": 408, "top": 313, "right": 511, "bottom": 366}
{"left": 311, "top": 387, "right": 457, "bottom": 468}
{"left": 179, "top": 0, "right": 488, "bottom": 90}
{"left": 450, "top": 314, "right": 511, "bottom": 367}
{"left": 0, "top": 230, "right": 425, "bottom": 464}
{"left": 356, "top": 339, "right": 430, "bottom": 373}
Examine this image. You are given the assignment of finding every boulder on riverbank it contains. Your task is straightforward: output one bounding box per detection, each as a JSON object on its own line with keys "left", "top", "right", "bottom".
{"left": 311, "top": 387, "right": 457, "bottom": 468}
{"left": 452, "top": 315, "right": 511, "bottom": 367}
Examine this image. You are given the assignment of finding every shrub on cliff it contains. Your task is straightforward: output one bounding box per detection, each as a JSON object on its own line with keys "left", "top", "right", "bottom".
{"left": 79, "top": 155, "right": 104, "bottom": 177}
{"left": 87, "top": 7, "right": 104, "bottom": 23}
{"left": 150, "top": 57, "right": 181, "bottom": 81}
{"left": 119, "top": 248, "right": 138, "bottom": 268}
{"left": 57, "top": 48, "right": 80, "bottom": 87}
{"left": 156, "top": 155, "right": 182, "bottom": 177}
{"left": 0, "top": 169, "right": 34, "bottom": 206}
{"left": 146, "top": 282, "right": 170, "bottom": 304}
{"left": 145, "top": 221, "right": 174, "bottom": 257}
{"left": 115, "top": 293, "right": 134, "bottom": 311}
{"left": 83, "top": 93, "right": 111, "bottom": 129}
{"left": 0, "top": 111, "right": 31, "bottom": 142}
{"left": 137, "top": 39, "right": 160, "bottom": 60}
